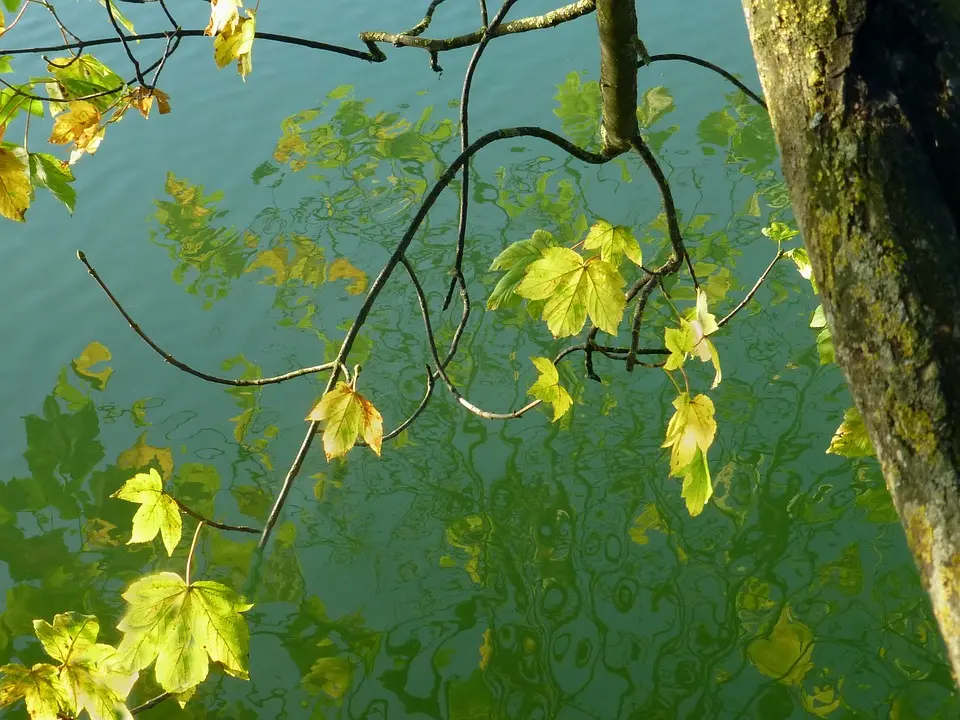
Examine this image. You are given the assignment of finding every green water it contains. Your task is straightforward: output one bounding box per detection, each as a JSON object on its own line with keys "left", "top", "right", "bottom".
{"left": 1, "top": 1, "right": 957, "bottom": 718}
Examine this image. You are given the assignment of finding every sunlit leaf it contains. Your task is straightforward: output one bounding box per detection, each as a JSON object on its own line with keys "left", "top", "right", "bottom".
{"left": 306, "top": 381, "right": 383, "bottom": 459}
{"left": 99, "top": 0, "right": 135, "bottom": 34}
{"left": 664, "top": 322, "right": 694, "bottom": 371}
{"left": 0, "top": 663, "right": 69, "bottom": 720}
{"left": 48, "top": 100, "right": 104, "bottom": 163}
{"left": 328, "top": 257, "right": 367, "bottom": 295}
{"left": 204, "top": 0, "right": 241, "bottom": 36}
{"left": 516, "top": 246, "right": 625, "bottom": 337}
{"left": 827, "top": 406, "right": 874, "bottom": 458}
{"left": 28, "top": 152, "right": 76, "bottom": 213}
{"left": 47, "top": 54, "right": 125, "bottom": 112}
{"left": 747, "top": 606, "right": 814, "bottom": 685}
{"left": 527, "top": 357, "right": 572, "bottom": 422}
{"left": 583, "top": 219, "right": 642, "bottom": 267}
{"left": 0, "top": 146, "right": 30, "bottom": 221}
{"left": 680, "top": 447, "right": 712, "bottom": 517}
{"left": 72, "top": 341, "right": 112, "bottom": 390}
{"left": 810, "top": 304, "right": 826, "bottom": 329}
{"left": 111, "top": 467, "right": 183, "bottom": 556}
{"left": 213, "top": 9, "right": 255, "bottom": 79}
{"left": 33, "top": 612, "right": 137, "bottom": 720}
{"left": 816, "top": 326, "right": 834, "bottom": 365}
{"left": 487, "top": 229, "right": 557, "bottom": 310}
{"left": 662, "top": 392, "right": 716, "bottom": 477}
{"left": 0, "top": 56, "right": 12, "bottom": 74}
{"left": 114, "top": 572, "right": 252, "bottom": 694}
{"left": 0, "top": 85, "right": 43, "bottom": 127}
{"left": 761, "top": 221, "right": 799, "bottom": 244}
{"left": 120, "top": 87, "right": 172, "bottom": 119}
{"left": 303, "top": 654, "right": 352, "bottom": 701}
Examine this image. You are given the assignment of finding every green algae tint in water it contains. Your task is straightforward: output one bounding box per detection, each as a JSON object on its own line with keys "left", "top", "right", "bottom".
{"left": 0, "top": 1, "right": 957, "bottom": 718}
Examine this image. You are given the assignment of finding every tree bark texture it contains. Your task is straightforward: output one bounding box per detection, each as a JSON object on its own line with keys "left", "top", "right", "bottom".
{"left": 595, "top": 0, "right": 639, "bottom": 154}
{"left": 741, "top": 0, "right": 960, "bottom": 681}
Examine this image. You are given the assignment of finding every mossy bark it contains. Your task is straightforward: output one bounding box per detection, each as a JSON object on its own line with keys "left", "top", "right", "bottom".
{"left": 741, "top": 0, "right": 960, "bottom": 681}
{"left": 596, "top": 0, "right": 639, "bottom": 154}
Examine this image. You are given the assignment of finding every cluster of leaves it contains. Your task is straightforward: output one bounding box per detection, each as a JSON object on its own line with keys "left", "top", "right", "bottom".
{"left": 0, "top": 0, "right": 257, "bottom": 222}
{"left": 0, "top": 461, "right": 254, "bottom": 719}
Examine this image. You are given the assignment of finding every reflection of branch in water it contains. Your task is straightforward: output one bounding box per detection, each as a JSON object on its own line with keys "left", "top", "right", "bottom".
{"left": 77, "top": 250, "right": 335, "bottom": 387}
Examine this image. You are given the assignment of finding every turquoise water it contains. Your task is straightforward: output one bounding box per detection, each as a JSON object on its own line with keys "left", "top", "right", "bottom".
{"left": 1, "top": 1, "right": 956, "bottom": 718}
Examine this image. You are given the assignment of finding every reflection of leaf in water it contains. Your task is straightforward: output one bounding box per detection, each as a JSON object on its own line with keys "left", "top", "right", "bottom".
{"left": 303, "top": 646, "right": 352, "bottom": 703}
{"left": 231, "top": 484, "right": 272, "bottom": 522}
{"left": 748, "top": 606, "right": 814, "bottom": 685}
{"left": 443, "top": 514, "right": 491, "bottom": 585}
{"left": 328, "top": 257, "right": 367, "bottom": 295}
{"left": 25, "top": 396, "right": 104, "bottom": 483}
{"left": 71, "top": 341, "right": 112, "bottom": 391}
{"left": 54, "top": 367, "right": 90, "bottom": 412}
{"left": 448, "top": 668, "right": 494, "bottom": 720}
{"left": 256, "top": 522, "right": 305, "bottom": 605}
{"left": 172, "top": 463, "right": 220, "bottom": 518}
{"left": 637, "top": 85, "right": 675, "bottom": 128}
{"left": 553, "top": 71, "right": 601, "bottom": 149}
{"left": 116, "top": 431, "right": 173, "bottom": 479}
{"left": 479, "top": 628, "right": 493, "bottom": 671}
{"left": 817, "top": 544, "right": 863, "bottom": 596}
{"left": 629, "top": 504, "right": 664, "bottom": 545}
{"left": 802, "top": 684, "right": 842, "bottom": 717}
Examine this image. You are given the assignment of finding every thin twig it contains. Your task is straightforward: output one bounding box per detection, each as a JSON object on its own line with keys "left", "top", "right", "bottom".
{"left": 185, "top": 521, "right": 205, "bottom": 586}
{"left": 443, "top": 0, "right": 519, "bottom": 310}
{"left": 173, "top": 497, "right": 261, "bottom": 535}
{"left": 104, "top": 0, "right": 146, "bottom": 86}
{"left": 402, "top": 0, "right": 448, "bottom": 37}
{"left": 77, "top": 251, "right": 335, "bottom": 386}
{"left": 646, "top": 53, "right": 767, "bottom": 110}
{"left": 130, "top": 692, "right": 171, "bottom": 715}
{"left": 718, "top": 250, "right": 785, "bottom": 327}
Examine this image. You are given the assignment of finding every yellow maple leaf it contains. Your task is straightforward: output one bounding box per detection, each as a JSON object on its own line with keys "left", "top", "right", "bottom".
{"left": 120, "top": 87, "right": 172, "bottom": 119}
{"left": 662, "top": 392, "right": 716, "bottom": 476}
{"left": 204, "top": 0, "right": 241, "bottom": 36}
{"left": 0, "top": 146, "right": 30, "bottom": 222}
{"left": 527, "top": 357, "right": 572, "bottom": 422}
{"left": 212, "top": 10, "right": 256, "bottom": 80}
{"left": 306, "top": 381, "right": 383, "bottom": 459}
{"left": 49, "top": 101, "right": 104, "bottom": 162}
{"left": 111, "top": 468, "right": 182, "bottom": 556}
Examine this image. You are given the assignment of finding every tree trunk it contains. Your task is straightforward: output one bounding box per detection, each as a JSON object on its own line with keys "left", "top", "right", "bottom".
{"left": 596, "top": 0, "right": 640, "bottom": 154}
{"left": 741, "top": 0, "right": 960, "bottom": 682}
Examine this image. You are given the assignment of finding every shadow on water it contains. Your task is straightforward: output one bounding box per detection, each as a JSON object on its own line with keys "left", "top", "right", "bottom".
{"left": 1, "top": 80, "right": 957, "bottom": 719}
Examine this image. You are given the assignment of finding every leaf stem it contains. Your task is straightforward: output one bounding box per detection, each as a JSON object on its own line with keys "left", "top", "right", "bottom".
{"left": 185, "top": 521, "right": 205, "bottom": 586}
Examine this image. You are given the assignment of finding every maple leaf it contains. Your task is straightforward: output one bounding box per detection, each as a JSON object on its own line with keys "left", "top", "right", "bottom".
{"left": 113, "top": 572, "right": 253, "bottom": 694}
{"left": 213, "top": 10, "right": 256, "bottom": 80}
{"left": 33, "top": 612, "right": 137, "bottom": 720}
{"left": 826, "top": 406, "right": 874, "bottom": 458}
{"left": 120, "top": 87, "right": 172, "bottom": 119}
{"left": 48, "top": 100, "right": 104, "bottom": 163}
{"left": 663, "top": 289, "right": 722, "bottom": 388}
{"left": 204, "top": 0, "right": 241, "bottom": 36}
{"left": 111, "top": 467, "right": 183, "bottom": 556}
{"left": 28, "top": 152, "right": 76, "bottom": 214}
{"left": 583, "top": 219, "right": 642, "bottom": 268}
{"left": 0, "top": 145, "right": 30, "bottom": 221}
{"left": 527, "top": 357, "right": 572, "bottom": 422}
{"left": 516, "top": 246, "right": 626, "bottom": 337}
{"left": 0, "top": 663, "right": 69, "bottom": 720}
{"left": 307, "top": 381, "right": 383, "bottom": 459}
{"left": 662, "top": 392, "right": 716, "bottom": 476}
{"left": 487, "top": 229, "right": 556, "bottom": 310}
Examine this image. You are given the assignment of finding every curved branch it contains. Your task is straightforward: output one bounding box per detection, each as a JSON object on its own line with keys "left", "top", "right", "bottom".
{"left": 645, "top": 53, "right": 767, "bottom": 110}
{"left": 258, "top": 125, "right": 609, "bottom": 549}
{"left": 359, "top": 0, "right": 596, "bottom": 55}
{"left": 76, "top": 251, "right": 335, "bottom": 386}
{"left": 718, "top": 249, "right": 785, "bottom": 328}
{"left": 173, "top": 497, "right": 261, "bottom": 535}
{"left": 0, "top": 28, "right": 380, "bottom": 62}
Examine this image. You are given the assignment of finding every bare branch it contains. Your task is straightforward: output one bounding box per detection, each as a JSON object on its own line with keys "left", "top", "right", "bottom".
{"left": 718, "top": 249, "right": 785, "bottom": 328}
{"left": 76, "top": 251, "right": 335, "bottom": 387}
{"left": 172, "top": 497, "right": 261, "bottom": 535}
{"left": 359, "top": 0, "right": 596, "bottom": 55}
{"left": 646, "top": 53, "right": 767, "bottom": 110}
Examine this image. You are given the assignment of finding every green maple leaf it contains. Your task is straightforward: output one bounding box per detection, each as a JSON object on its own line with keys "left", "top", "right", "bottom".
{"left": 826, "top": 406, "right": 874, "bottom": 458}
{"left": 114, "top": 572, "right": 253, "bottom": 694}
{"left": 486, "top": 229, "right": 556, "bottom": 310}
{"left": 306, "top": 381, "right": 383, "bottom": 460}
{"left": 111, "top": 467, "right": 183, "bottom": 556}
{"left": 32, "top": 612, "right": 136, "bottom": 720}
{"left": 527, "top": 357, "right": 572, "bottom": 422}
{"left": 0, "top": 662, "right": 69, "bottom": 720}
{"left": 516, "top": 246, "right": 625, "bottom": 337}
{"left": 583, "top": 219, "right": 642, "bottom": 268}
